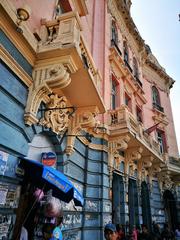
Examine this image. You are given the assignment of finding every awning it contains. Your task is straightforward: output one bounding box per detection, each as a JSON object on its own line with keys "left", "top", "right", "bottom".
{"left": 18, "top": 157, "right": 84, "bottom": 207}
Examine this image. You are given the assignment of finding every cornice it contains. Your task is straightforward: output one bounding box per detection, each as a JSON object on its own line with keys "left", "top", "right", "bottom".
{"left": 109, "top": 0, "right": 174, "bottom": 89}
{"left": 0, "top": 45, "right": 32, "bottom": 87}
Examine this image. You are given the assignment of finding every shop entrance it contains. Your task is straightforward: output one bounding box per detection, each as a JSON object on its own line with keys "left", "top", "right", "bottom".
{"left": 112, "top": 173, "right": 125, "bottom": 225}
{"left": 163, "top": 190, "right": 178, "bottom": 231}
{"left": 141, "top": 181, "right": 152, "bottom": 232}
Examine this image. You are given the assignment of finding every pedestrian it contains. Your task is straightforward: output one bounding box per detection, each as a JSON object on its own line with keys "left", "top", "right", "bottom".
{"left": 152, "top": 222, "right": 161, "bottom": 240}
{"left": 116, "top": 224, "right": 125, "bottom": 240}
{"left": 139, "top": 225, "right": 151, "bottom": 240}
{"left": 161, "top": 223, "right": 174, "bottom": 240}
{"left": 131, "top": 225, "right": 138, "bottom": 240}
{"left": 104, "top": 223, "right": 118, "bottom": 240}
{"left": 175, "top": 224, "right": 180, "bottom": 240}
{"left": 20, "top": 226, "right": 28, "bottom": 240}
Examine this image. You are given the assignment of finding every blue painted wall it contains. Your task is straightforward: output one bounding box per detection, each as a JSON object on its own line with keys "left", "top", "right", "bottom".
{"left": 62, "top": 137, "right": 111, "bottom": 240}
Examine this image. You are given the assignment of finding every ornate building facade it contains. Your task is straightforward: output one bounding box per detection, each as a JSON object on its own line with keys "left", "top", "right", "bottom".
{"left": 0, "top": 0, "right": 180, "bottom": 239}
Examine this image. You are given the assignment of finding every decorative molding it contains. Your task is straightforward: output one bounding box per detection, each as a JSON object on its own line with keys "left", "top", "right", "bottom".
{"left": 39, "top": 95, "right": 70, "bottom": 134}
{"left": 108, "top": 135, "right": 130, "bottom": 169}
{"left": 125, "top": 146, "right": 143, "bottom": 161}
{"left": 65, "top": 106, "right": 99, "bottom": 155}
{"left": 24, "top": 62, "right": 73, "bottom": 125}
{"left": 158, "top": 171, "right": 174, "bottom": 192}
{"left": 73, "top": 0, "right": 88, "bottom": 16}
{"left": 0, "top": 46, "right": 32, "bottom": 87}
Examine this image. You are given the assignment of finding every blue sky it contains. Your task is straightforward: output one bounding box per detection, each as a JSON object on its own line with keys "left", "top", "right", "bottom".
{"left": 131, "top": 0, "right": 180, "bottom": 153}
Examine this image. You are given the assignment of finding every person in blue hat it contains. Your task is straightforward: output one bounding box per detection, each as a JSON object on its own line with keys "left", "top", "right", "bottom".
{"left": 104, "top": 223, "right": 118, "bottom": 240}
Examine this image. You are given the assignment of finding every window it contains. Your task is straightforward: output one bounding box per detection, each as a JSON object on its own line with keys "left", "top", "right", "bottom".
{"left": 125, "top": 93, "right": 132, "bottom": 111}
{"left": 111, "top": 79, "right": 118, "bottom": 109}
{"left": 152, "top": 86, "right": 164, "bottom": 112}
{"left": 136, "top": 106, "right": 143, "bottom": 123}
{"left": 156, "top": 129, "right": 167, "bottom": 153}
{"left": 133, "top": 58, "right": 139, "bottom": 79}
{"left": 123, "top": 41, "right": 129, "bottom": 63}
{"left": 111, "top": 20, "right": 118, "bottom": 45}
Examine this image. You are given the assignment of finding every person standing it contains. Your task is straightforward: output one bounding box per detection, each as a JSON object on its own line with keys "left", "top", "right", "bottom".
{"left": 175, "top": 224, "right": 180, "bottom": 240}
{"left": 152, "top": 223, "right": 161, "bottom": 240}
{"left": 20, "top": 226, "right": 28, "bottom": 240}
{"left": 131, "top": 225, "right": 138, "bottom": 240}
{"left": 161, "top": 223, "right": 174, "bottom": 240}
{"left": 104, "top": 223, "right": 118, "bottom": 240}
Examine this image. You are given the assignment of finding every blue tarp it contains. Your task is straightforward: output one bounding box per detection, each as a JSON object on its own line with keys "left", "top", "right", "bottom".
{"left": 19, "top": 158, "right": 84, "bottom": 206}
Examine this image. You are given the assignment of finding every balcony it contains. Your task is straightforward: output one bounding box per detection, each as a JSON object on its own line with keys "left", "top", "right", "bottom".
{"left": 168, "top": 156, "right": 180, "bottom": 168}
{"left": 107, "top": 105, "right": 164, "bottom": 161}
{"left": 35, "top": 11, "right": 105, "bottom": 113}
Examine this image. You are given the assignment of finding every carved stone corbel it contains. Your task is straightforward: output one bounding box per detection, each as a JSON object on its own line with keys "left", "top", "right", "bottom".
{"left": 65, "top": 106, "right": 99, "bottom": 155}
{"left": 143, "top": 156, "right": 153, "bottom": 168}
{"left": 124, "top": 147, "right": 143, "bottom": 175}
{"left": 24, "top": 63, "right": 74, "bottom": 125}
{"left": 108, "top": 135, "right": 130, "bottom": 169}
{"left": 158, "top": 171, "right": 174, "bottom": 193}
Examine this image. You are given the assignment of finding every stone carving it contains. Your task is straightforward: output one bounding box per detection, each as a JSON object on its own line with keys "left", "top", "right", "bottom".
{"left": 124, "top": 147, "right": 143, "bottom": 175}
{"left": 39, "top": 95, "right": 70, "bottom": 134}
{"left": 65, "top": 106, "right": 99, "bottom": 155}
{"left": 108, "top": 135, "right": 130, "bottom": 169}
{"left": 158, "top": 172, "right": 174, "bottom": 192}
{"left": 24, "top": 63, "right": 72, "bottom": 126}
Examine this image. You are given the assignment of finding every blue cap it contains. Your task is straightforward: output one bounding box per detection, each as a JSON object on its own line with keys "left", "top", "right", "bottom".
{"left": 104, "top": 223, "right": 116, "bottom": 232}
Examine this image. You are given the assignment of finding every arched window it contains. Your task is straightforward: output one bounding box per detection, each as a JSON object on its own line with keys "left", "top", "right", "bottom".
{"left": 111, "top": 20, "right": 118, "bottom": 45}
{"left": 152, "top": 86, "right": 164, "bottom": 112}
{"left": 133, "top": 57, "right": 139, "bottom": 79}
{"left": 123, "top": 41, "right": 129, "bottom": 63}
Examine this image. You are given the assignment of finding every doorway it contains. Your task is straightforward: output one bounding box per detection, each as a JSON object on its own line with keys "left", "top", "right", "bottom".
{"left": 141, "top": 181, "right": 152, "bottom": 231}
{"left": 163, "top": 190, "right": 178, "bottom": 230}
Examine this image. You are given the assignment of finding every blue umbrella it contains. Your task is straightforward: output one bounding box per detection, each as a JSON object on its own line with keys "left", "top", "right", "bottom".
{"left": 19, "top": 158, "right": 84, "bottom": 206}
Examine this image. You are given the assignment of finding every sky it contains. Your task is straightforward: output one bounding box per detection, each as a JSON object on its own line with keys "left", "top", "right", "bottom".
{"left": 131, "top": 0, "right": 180, "bottom": 153}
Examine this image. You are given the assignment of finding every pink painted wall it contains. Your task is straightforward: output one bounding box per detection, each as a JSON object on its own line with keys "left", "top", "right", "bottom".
{"left": 161, "top": 89, "right": 179, "bottom": 157}
{"left": 142, "top": 72, "right": 179, "bottom": 157}
{"left": 9, "top": 0, "right": 179, "bottom": 156}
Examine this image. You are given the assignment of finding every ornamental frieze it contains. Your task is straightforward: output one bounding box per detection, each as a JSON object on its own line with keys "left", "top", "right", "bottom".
{"left": 39, "top": 95, "right": 69, "bottom": 135}
{"left": 65, "top": 106, "right": 99, "bottom": 155}
{"left": 24, "top": 60, "right": 77, "bottom": 126}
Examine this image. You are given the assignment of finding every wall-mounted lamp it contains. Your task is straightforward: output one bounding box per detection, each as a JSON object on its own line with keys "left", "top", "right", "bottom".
{"left": 16, "top": 5, "right": 31, "bottom": 33}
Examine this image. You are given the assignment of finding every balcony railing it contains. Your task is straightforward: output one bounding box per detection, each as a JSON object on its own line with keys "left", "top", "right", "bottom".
{"left": 134, "top": 75, "right": 143, "bottom": 88}
{"left": 111, "top": 39, "right": 122, "bottom": 56}
{"left": 124, "top": 59, "right": 133, "bottom": 73}
{"left": 37, "top": 11, "right": 102, "bottom": 95}
{"left": 169, "top": 156, "right": 180, "bottom": 167}
{"left": 153, "top": 102, "right": 164, "bottom": 113}
{"left": 108, "top": 106, "right": 162, "bottom": 157}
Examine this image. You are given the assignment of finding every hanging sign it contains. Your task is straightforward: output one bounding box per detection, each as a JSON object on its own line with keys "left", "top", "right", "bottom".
{"left": 41, "top": 152, "right": 57, "bottom": 167}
